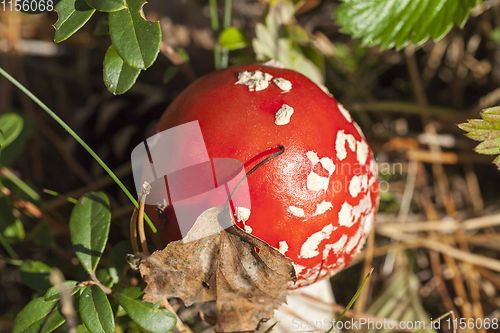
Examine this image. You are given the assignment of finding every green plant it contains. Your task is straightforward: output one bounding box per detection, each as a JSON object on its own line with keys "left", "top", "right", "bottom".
{"left": 458, "top": 106, "right": 500, "bottom": 168}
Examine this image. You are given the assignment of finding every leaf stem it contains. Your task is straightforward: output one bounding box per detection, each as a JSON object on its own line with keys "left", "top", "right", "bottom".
{"left": 1, "top": 167, "right": 40, "bottom": 202}
{"left": 0, "top": 66, "right": 163, "bottom": 247}
{"left": 220, "top": 0, "right": 233, "bottom": 68}
{"left": 0, "top": 232, "right": 18, "bottom": 259}
{"left": 223, "top": 0, "right": 232, "bottom": 29}
{"left": 209, "top": 0, "right": 219, "bottom": 31}
{"left": 326, "top": 267, "right": 374, "bottom": 333}
{"left": 43, "top": 189, "right": 78, "bottom": 204}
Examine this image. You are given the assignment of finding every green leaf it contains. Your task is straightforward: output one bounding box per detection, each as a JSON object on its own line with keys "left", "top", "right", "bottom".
{"left": 334, "top": 0, "right": 477, "bottom": 50}
{"left": 0, "top": 193, "right": 25, "bottom": 244}
{"left": 115, "top": 292, "right": 176, "bottom": 333}
{"left": 459, "top": 106, "right": 500, "bottom": 168}
{"left": 77, "top": 324, "right": 91, "bottom": 333}
{"left": 119, "top": 286, "right": 144, "bottom": 300}
{"left": 219, "top": 27, "right": 251, "bottom": 51}
{"left": 70, "top": 192, "right": 111, "bottom": 274}
{"left": 86, "top": 0, "right": 126, "bottom": 12}
{"left": 108, "top": 0, "right": 161, "bottom": 69}
{"left": 80, "top": 285, "right": 115, "bottom": 333}
{"left": 96, "top": 268, "right": 114, "bottom": 288}
{"left": 0, "top": 113, "right": 23, "bottom": 149}
{"left": 108, "top": 241, "right": 133, "bottom": 284}
{"left": 162, "top": 66, "right": 179, "bottom": 84}
{"left": 44, "top": 280, "right": 81, "bottom": 302}
{"left": 54, "top": 0, "right": 96, "bottom": 43}
{"left": 103, "top": 45, "right": 141, "bottom": 95}
{"left": 19, "top": 260, "right": 52, "bottom": 291}
{"left": 13, "top": 297, "right": 65, "bottom": 333}
{"left": 285, "top": 24, "right": 309, "bottom": 44}
{"left": 0, "top": 113, "right": 34, "bottom": 166}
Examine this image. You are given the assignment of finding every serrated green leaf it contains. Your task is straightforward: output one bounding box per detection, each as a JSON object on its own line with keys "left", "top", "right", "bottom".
{"left": 80, "top": 285, "right": 115, "bottom": 333}
{"left": 13, "top": 297, "right": 65, "bottom": 333}
{"left": 115, "top": 292, "right": 176, "bottom": 333}
{"left": 86, "top": 0, "right": 126, "bottom": 12}
{"left": 0, "top": 113, "right": 23, "bottom": 149}
{"left": 334, "top": 0, "right": 477, "bottom": 50}
{"left": 467, "top": 118, "right": 493, "bottom": 130}
{"left": 54, "top": 0, "right": 96, "bottom": 43}
{"left": 109, "top": 0, "right": 161, "bottom": 69}
{"left": 103, "top": 45, "right": 141, "bottom": 95}
{"left": 459, "top": 106, "right": 500, "bottom": 166}
{"left": 44, "top": 281, "right": 81, "bottom": 302}
{"left": 219, "top": 27, "right": 251, "bottom": 50}
{"left": 109, "top": 241, "right": 133, "bottom": 284}
{"left": 19, "top": 260, "right": 52, "bottom": 291}
{"left": 285, "top": 24, "right": 309, "bottom": 44}
{"left": 70, "top": 192, "right": 111, "bottom": 274}
{"left": 475, "top": 137, "right": 500, "bottom": 155}
{"left": 481, "top": 106, "right": 500, "bottom": 123}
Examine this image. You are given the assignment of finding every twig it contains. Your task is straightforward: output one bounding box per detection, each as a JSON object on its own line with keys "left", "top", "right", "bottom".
{"left": 49, "top": 268, "right": 77, "bottom": 333}
{"left": 406, "top": 150, "right": 494, "bottom": 164}
{"left": 463, "top": 164, "right": 484, "bottom": 213}
{"left": 429, "top": 250, "right": 459, "bottom": 316}
{"left": 160, "top": 298, "right": 194, "bottom": 333}
{"left": 352, "top": 233, "right": 500, "bottom": 263}
{"left": 79, "top": 272, "right": 113, "bottom": 294}
{"left": 347, "top": 101, "right": 457, "bottom": 117}
{"left": 130, "top": 203, "right": 140, "bottom": 254}
{"left": 405, "top": 45, "right": 428, "bottom": 105}
{"left": 138, "top": 182, "right": 151, "bottom": 255}
{"left": 442, "top": 249, "right": 472, "bottom": 323}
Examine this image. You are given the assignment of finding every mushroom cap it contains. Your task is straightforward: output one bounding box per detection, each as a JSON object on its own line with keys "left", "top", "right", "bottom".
{"left": 152, "top": 64, "right": 379, "bottom": 288}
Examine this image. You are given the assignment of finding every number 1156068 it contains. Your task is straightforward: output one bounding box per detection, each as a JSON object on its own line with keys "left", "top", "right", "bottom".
{"left": 443, "top": 317, "right": 499, "bottom": 330}
{"left": 1, "top": 1, "right": 55, "bottom": 12}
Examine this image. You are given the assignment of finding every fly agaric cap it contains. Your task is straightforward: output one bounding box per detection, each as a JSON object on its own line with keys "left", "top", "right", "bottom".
{"left": 153, "top": 63, "right": 379, "bottom": 288}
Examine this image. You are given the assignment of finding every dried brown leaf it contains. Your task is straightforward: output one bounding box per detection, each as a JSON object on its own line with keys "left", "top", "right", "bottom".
{"left": 139, "top": 204, "right": 297, "bottom": 332}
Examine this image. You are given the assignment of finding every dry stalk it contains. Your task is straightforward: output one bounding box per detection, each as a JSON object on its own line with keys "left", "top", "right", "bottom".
{"left": 160, "top": 298, "right": 194, "bottom": 333}
{"left": 131, "top": 181, "right": 152, "bottom": 255}
{"left": 49, "top": 268, "right": 77, "bottom": 333}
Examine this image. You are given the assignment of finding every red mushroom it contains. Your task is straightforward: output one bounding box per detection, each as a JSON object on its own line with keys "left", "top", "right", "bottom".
{"left": 151, "top": 63, "right": 379, "bottom": 288}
